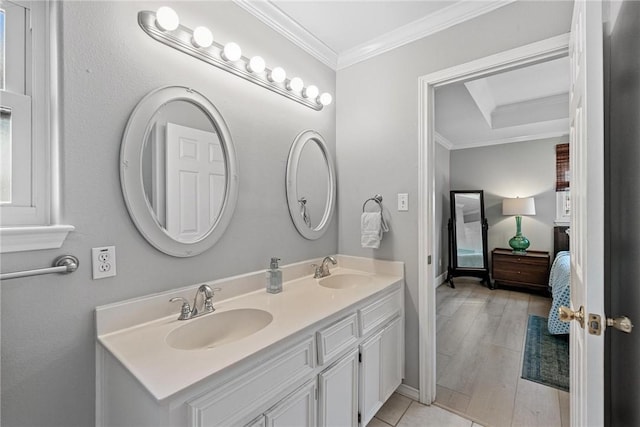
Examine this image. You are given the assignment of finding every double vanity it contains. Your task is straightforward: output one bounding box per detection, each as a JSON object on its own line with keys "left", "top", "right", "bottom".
{"left": 96, "top": 255, "right": 405, "bottom": 426}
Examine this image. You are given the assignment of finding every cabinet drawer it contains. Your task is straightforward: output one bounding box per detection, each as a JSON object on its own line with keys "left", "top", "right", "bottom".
{"left": 493, "top": 255, "right": 547, "bottom": 268}
{"left": 359, "top": 287, "right": 403, "bottom": 337}
{"left": 188, "top": 337, "right": 315, "bottom": 427}
{"left": 317, "top": 313, "right": 359, "bottom": 365}
{"left": 493, "top": 267, "right": 548, "bottom": 285}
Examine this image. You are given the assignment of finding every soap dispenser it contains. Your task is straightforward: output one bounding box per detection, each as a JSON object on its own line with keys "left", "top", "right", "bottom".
{"left": 266, "top": 257, "right": 283, "bottom": 294}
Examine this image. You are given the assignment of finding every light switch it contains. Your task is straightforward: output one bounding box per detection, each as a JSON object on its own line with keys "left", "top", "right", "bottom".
{"left": 398, "top": 193, "right": 409, "bottom": 211}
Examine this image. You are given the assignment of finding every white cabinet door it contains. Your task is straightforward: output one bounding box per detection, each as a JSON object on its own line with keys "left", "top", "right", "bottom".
{"left": 360, "top": 317, "right": 404, "bottom": 426}
{"left": 265, "top": 380, "right": 317, "bottom": 427}
{"left": 318, "top": 349, "right": 359, "bottom": 427}
{"left": 359, "top": 330, "right": 383, "bottom": 426}
{"left": 380, "top": 316, "right": 403, "bottom": 402}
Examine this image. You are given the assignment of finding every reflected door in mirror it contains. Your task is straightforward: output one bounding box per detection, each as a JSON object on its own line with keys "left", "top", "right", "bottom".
{"left": 165, "top": 123, "right": 226, "bottom": 243}
{"left": 141, "top": 100, "right": 227, "bottom": 244}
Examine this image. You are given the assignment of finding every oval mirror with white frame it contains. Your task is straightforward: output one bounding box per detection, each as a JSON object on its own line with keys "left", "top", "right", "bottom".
{"left": 286, "top": 130, "right": 336, "bottom": 240}
{"left": 120, "top": 86, "right": 238, "bottom": 257}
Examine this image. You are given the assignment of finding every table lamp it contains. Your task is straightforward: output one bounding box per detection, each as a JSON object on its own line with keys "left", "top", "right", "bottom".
{"left": 502, "top": 197, "right": 536, "bottom": 254}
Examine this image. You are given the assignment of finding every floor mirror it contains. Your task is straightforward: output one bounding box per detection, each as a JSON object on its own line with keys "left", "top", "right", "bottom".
{"left": 446, "top": 190, "right": 491, "bottom": 288}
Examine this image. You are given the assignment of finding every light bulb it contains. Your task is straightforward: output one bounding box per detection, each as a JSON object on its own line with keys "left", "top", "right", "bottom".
{"left": 222, "top": 42, "right": 242, "bottom": 61}
{"left": 319, "top": 92, "right": 333, "bottom": 106}
{"left": 156, "top": 6, "right": 179, "bottom": 32}
{"left": 269, "top": 67, "right": 286, "bottom": 83}
{"left": 247, "top": 56, "right": 266, "bottom": 73}
{"left": 192, "top": 26, "right": 213, "bottom": 48}
{"left": 287, "top": 77, "right": 304, "bottom": 92}
{"left": 303, "top": 85, "right": 319, "bottom": 99}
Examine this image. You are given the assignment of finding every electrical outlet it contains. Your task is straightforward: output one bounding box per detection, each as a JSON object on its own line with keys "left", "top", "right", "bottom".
{"left": 92, "top": 246, "right": 116, "bottom": 279}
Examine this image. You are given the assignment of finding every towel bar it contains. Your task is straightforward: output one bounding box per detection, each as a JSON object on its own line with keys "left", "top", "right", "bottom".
{"left": 0, "top": 255, "right": 79, "bottom": 280}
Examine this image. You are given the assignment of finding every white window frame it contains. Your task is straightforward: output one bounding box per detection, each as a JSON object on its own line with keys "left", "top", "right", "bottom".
{"left": 0, "top": 0, "right": 73, "bottom": 253}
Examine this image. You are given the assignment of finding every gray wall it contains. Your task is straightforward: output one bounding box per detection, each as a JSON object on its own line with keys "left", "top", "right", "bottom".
{"left": 336, "top": 1, "right": 573, "bottom": 389}
{"left": 1, "top": 2, "right": 336, "bottom": 426}
{"left": 450, "top": 137, "right": 562, "bottom": 258}
{"left": 435, "top": 142, "right": 450, "bottom": 280}
{"left": 605, "top": 0, "right": 640, "bottom": 424}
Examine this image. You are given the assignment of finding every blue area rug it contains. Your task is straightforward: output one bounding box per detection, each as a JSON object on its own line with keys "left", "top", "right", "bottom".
{"left": 521, "top": 314, "right": 570, "bottom": 392}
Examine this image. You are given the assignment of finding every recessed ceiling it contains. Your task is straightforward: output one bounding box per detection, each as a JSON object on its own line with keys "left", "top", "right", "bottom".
{"left": 435, "top": 56, "right": 570, "bottom": 150}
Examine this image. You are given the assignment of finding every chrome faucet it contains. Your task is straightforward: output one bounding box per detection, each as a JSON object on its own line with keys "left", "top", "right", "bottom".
{"left": 169, "top": 284, "right": 221, "bottom": 320}
{"left": 313, "top": 256, "right": 337, "bottom": 279}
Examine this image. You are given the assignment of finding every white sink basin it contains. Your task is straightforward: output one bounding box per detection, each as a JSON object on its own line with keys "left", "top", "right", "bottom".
{"left": 166, "top": 308, "right": 273, "bottom": 350}
{"left": 319, "top": 274, "right": 372, "bottom": 289}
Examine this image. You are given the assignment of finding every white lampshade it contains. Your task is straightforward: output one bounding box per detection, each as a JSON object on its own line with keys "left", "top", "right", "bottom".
{"left": 502, "top": 197, "right": 536, "bottom": 216}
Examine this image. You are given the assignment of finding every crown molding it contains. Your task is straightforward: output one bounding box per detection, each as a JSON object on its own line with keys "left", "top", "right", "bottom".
{"left": 232, "top": 0, "right": 338, "bottom": 69}
{"left": 434, "top": 132, "right": 454, "bottom": 150}
{"left": 337, "top": 0, "right": 516, "bottom": 70}
{"left": 233, "top": 0, "right": 515, "bottom": 71}
{"left": 451, "top": 130, "right": 569, "bottom": 151}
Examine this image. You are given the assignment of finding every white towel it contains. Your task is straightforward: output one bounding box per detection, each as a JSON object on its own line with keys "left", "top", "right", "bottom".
{"left": 361, "top": 212, "right": 388, "bottom": 249}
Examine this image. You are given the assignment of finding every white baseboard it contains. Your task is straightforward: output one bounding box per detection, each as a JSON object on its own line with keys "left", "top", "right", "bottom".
{"left": 395, "top": 383, "right": 420, "bottom": 401}
{"left": 435, "top": 273, "right": 447, "bottom": 288}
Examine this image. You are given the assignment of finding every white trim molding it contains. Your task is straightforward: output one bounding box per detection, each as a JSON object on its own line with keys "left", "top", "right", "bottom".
{"left": 396, "top": 383, "right": 420, "bottom": 401}
{"left": 434, "top": 132, "right": 454, "bottom": 150}
{"left": 451, "top": 129, "right": 570, "bottom": 151}
{"left": 338, "top": 0, "right": 515, "bottom": 69}
{"left": 232, "top": 0, "right": 338, "bottom": 69}
{"left": 0, "top": 225, "right": 75, "bottom": 253}
{"left": 417, "top": 33, "right": 570, "bottom": 405}
{"left": 232, "top": 0, "right": 515, "bottom": 71}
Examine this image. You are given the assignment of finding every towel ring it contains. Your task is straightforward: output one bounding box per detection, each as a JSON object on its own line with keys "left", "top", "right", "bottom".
{"left": 362, "top": 194, "right": 383, "bottom": 212}
{"left": 362, "top": 194, "right": 388, "bottom": 230}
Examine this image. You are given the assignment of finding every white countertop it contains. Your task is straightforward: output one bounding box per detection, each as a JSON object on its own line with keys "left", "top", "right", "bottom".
{"left": 97, "top": 258, "right": 403, "bottom": 401}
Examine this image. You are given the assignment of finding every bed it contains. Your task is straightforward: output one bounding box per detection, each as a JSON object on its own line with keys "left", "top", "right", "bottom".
{"left": 548, "top": 226, "right": 571, "bottom": 335}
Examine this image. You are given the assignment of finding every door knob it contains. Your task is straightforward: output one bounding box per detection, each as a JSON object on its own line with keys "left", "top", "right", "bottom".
{"left": 607, "top": 316, "right": 634, "bottom": 333}
{"left": 559, "top": 305, "right": 585, "bottom": 328}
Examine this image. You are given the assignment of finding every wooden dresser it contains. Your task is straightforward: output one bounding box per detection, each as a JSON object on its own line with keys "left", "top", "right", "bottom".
{"left": 491, "top": 248, "right": 550, "bottom": 293}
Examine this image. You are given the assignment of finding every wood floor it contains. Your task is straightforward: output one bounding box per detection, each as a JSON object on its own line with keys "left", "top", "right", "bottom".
{"left": 435, "top": 278, "right": 570, "bottom": 427}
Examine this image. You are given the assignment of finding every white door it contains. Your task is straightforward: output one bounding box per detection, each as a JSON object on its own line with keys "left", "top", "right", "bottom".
{"left": 568, "top": 0, "right": 605, "bottom": 425}
{"left": 165, "top": 122, "right": 225, "bottom": 242}
{"left": 318, "top": 349, "right": 359, "bottom": 427}
{"left": 265, "top": 380, "right": 317, "bottom": 427}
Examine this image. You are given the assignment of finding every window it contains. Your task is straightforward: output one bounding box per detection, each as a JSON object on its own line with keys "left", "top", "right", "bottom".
{"left": 0, "top": 1, "right": 73, "bottom": 252}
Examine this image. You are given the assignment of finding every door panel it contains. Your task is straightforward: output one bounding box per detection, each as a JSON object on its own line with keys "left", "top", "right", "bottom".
{"left": 569, "top": 1, "right": 605, "bottom": 425}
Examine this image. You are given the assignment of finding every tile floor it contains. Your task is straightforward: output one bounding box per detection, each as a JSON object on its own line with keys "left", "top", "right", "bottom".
{"left": 368, "top": 393, "right": 482, "bottom": 427}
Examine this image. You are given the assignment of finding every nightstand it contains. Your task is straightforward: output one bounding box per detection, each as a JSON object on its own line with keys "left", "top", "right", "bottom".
{"left": 491, "top": 248, "right": 550, "bottom": 293}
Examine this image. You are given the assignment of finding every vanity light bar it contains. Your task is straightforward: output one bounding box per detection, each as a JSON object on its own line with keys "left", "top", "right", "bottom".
{"left": 138, "top": 9, "right": 333, "bottom": 111}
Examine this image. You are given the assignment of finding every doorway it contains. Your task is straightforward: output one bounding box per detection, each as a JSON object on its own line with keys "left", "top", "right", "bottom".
{"left": 417, "top": 34, "right": 572, "bottom": 422}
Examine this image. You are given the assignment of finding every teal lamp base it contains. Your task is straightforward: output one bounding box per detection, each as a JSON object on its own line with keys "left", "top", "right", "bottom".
{"left": 509, "top": 216, "right": 531, "bottom": 254}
